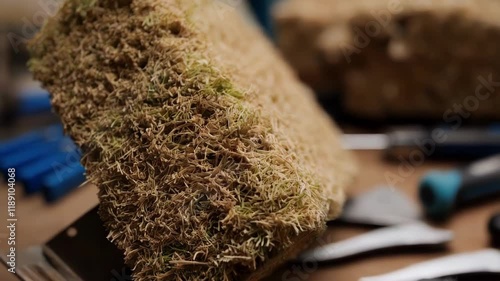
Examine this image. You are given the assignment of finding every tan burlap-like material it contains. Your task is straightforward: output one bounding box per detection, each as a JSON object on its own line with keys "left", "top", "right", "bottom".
{"left": 29, "top": 0, "right": 355, "bottom": 280}
{"left": 275, "top": 0, "right": 500, "bottom": 120}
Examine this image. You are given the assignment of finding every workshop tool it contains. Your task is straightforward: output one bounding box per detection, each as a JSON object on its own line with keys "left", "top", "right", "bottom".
{"left": 0, "top": 124, "right": 86, "bottom": 201}
{"left": 419, "top": 154, "right": 500, "bottom": 220}
{"left": 342, "top": 126, "right": 500, "bottom": 160}
{"left": 1, "top": 87, "right": 52, "bottom": 120}
{"left": 360, "top": 249, "right": 500, "bottom": 281}
{"left": 0, "top": 124, "right": 63, "bottom": 157}
{"left": 297, "top": 222, "right": 452, "bottom": 263}
{"left": 339, "top": 186, "right": 421, "bottom": 226}
{"left": 1, "top": 88, "right": 52, "bottom": 124}
{"left": 15, "top": 89, "right": 52, "bottom": 116}
{"left": 18, "top": 150, "right": 80, "bottom": 194}
{"left": 0, "top": 136, "right": 70, "bottom": 175}
{"left": 489, "top": 213, "right": 500, "bottom": 248}
{"left": 0, "top": 206, "right": 129, "bottom": 281}
{"left": 42, "top": 162, "right": 86, "bottom": 202}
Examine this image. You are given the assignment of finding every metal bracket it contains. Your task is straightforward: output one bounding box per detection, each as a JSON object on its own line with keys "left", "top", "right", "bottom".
{"left": 1, "top": 206, "right": 131, "bottom": 281}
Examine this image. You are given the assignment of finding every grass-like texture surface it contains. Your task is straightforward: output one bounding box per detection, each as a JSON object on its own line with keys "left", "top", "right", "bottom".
{"left": 29, "top": 0, "right": 355, "bottom": 280}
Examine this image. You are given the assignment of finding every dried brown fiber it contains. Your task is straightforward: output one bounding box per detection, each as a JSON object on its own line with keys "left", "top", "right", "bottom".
{"left": 29, "top": 0, "right": 355, "bottom": 280}
{"left": 274, "top": 0, "right": 500, "bottom": 120}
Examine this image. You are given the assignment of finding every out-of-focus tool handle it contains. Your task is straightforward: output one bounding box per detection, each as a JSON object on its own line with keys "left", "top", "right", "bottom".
{"left": 0, "top": 124, "right": 63, "bottom": 157}
{"left": 42, "top": 163, "right": 86, "bottom": 202}
{"left": 16, "top": 90, "right": 52, "bottom": 115}
{"left": 419, "top": 154, "right": 500, "bottom": 220}
{"left": 387, "top": 126, "right": 500, "bottom": 160}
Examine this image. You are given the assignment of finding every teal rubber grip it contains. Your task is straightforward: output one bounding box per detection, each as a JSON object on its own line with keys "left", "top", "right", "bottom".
{"left": 419, "top": 170, "right": 463, "bottom": 220}
{"left": 420, "top": 154, "right": 500, "bottom": 220}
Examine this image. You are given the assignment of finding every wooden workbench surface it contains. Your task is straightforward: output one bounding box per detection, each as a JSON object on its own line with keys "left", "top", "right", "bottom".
{"left": 1, "top": 150, "right": 498, "bottom": 281}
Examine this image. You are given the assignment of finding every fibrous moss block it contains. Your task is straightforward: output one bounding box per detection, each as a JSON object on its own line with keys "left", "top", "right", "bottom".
{"left": 274, "top": 0, "right": 500, "bottom": 120}
{"left": 29, "top": 0, "right": 355, "bottom": 280}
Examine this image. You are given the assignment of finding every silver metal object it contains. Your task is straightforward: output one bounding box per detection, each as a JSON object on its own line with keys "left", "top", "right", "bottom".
{"left": 1, "top": 246, "right": 74, "bottom": 281}
{"left": 342, "top": 133, "right": 389, "bottom": 150}
{"left": 0, "top": 207, "right": 128, "bottom": 281}
{"left": 360, "top": 249, "right": 500, "bottom": 281}
{"left": 298, "top": 222, "right": 453, "bottom": 263}
{"left": 339, "top": 186, "right": 421, "bottom": 226}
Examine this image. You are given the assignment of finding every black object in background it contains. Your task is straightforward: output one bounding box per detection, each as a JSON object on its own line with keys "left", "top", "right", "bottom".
{"left": 247, "top": 0, "right": 276, "bottom": 38}
{"left": 343, "top": 127, "right": 500, "bottom": 161}
{"left": 45, "top": 207, "right": 130, "bottom": 281}
{"left": 489, "top": 213, "right": 500, "bottom": 248}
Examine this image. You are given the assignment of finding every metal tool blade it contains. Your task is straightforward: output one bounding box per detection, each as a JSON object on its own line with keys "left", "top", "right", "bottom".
{"left": 342, "top": 134, "right": 389, "bottom": 150}
{"left": 298, "top": 222, "right": 453, "bottom": 263}
{"left": 339, "top": 187, "right": 421, "bottom": 226}
{"left": 1, "top": 206, "right": 129, "bottom": 281}
{"left": 360, "top": 249, "right": 500, "bottom": 281}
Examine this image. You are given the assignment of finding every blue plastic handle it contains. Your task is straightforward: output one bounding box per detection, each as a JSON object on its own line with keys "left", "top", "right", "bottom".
{"left": 0, "top": 141, "right": 61, "bottom": 173}
{"left": 0, "top": 124, "right": 63, "bottom": 157}
{"left": 43, "top": 162, "right": 86, "bottom": 202}
{"left": 18, "top": 151, "right": 80, "bottom": 194}
{"left": 16, "top": 90, "right": 52, "bottom": 115}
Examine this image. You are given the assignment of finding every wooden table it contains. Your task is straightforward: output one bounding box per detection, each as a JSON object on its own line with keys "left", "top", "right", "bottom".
{"left": 268, "top": 151, "right": 499, "bottom": 281}
{"left": 1, "top": 150, "right": 498, "bottom": 281}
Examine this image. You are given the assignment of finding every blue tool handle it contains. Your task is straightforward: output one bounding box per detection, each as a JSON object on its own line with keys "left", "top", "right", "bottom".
{"left": 0, "top": 124, "right": 63, "bottom": 157}
{"left": 17, "top": 90, "right": 52, "bottom": 115}
{"left": 419, "top": 154, "right": 500, "bottom": 220}
{"left": 0, "top": 136, "right": 73, "bottom": 174}
{"left": 248, "top": 0, "right": 277, "bottom": 38}
{"left": 0, "top": 141, "right": 61, "bottom": 174}
{"left": 18, "top": 151, "right": 80, "bottom": 194}
{"left": 43, "top": 163, "right": 86, "bottom": 202}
